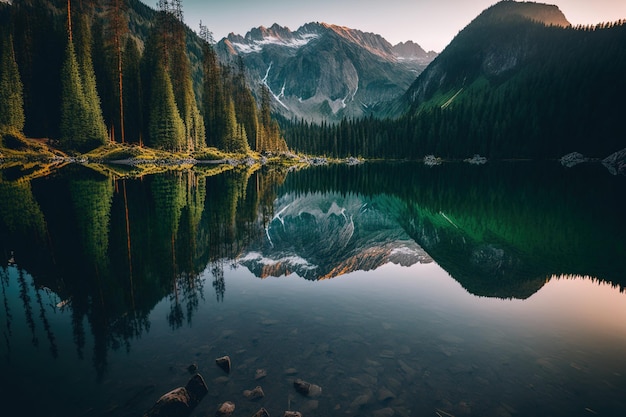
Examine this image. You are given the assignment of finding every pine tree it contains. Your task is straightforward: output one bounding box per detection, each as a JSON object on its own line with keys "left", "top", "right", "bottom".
{"left": 232, "top": 57, "right": 258, "bottom": 151}
{"left": 122, "top": 36, "right": 142, "bottom": 144}
{"left": 167, "top": 3, "right": 205, "bottom": 151}
{"left": 59, "top": 40, "right": 90, "bottom": 150}
{"left": 74, "top": 15, "right": 108, "bottom": 147}
{"left": 200, "top": 36, "right": 227, "bottom": 148}
{"left": 148, "top": 63, "right": 185, "bottom": 151}
{"left": 0, "top": 32, "right": 25, "bottom": 134}
{"left": 223, "top": 97, "right": 249, "bottom": 153}
{"left": 103, "top": 0, "right": 129, "bottom": 143}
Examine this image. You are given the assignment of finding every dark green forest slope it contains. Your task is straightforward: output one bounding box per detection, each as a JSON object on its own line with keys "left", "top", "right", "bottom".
{"left": 0, "top": 0, "right": 287, "bottom": 155}
{"left": 283, "top": 1, "right": 626, "bottom": 160}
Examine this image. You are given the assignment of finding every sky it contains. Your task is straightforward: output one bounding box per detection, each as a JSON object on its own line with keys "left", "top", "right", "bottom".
{"left": 146, "top": 0, "right": 626, "bottom": 52}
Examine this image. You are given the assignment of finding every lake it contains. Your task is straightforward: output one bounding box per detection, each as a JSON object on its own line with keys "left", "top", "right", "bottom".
{"left": 1, "top": 160, "right": 625, "bottom": 417}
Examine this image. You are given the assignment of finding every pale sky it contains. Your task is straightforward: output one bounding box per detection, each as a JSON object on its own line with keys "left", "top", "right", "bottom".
{"left": 146, "top": 0, "right": 626, "bottom": 52}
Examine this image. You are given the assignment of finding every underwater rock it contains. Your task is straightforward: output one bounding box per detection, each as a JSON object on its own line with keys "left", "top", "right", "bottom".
{"left": 252, "top": 408, "right": 270, "bottom": 417}
{"left": 602, "top": 147, "right": 626, "bottom": 175}
{"left": 255, "top": 368, "right": 268, "bottom": 380}
{"left": 377, "top": 387, "right": 396, "bottom": 402}
{"left": 350, "top": 392, "right": 373, "bottom": 410}
{"left": 187, "top": 363, "right": 198, "bottom": 374}
{"left": 216, "top": 401, "right": 235, "bottom": 417}
{"left": 243, "top": 386, "right": 265, "bottom": 400}
{"left": 216, "top": 356, "right": 231, "bottom": 373}
{"left": 293, "top": 378, "right": 322, "bottom": 397}
{"left": 283, "top": 412, "right": 302, "bottom": 417}
{"left": 143, "top": 374, "right": 208, "bottom": 417}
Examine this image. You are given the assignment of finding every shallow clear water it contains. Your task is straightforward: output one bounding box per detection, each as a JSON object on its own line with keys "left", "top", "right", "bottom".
{"left": 4, "top": 261, "right": 626, "bottom": 417}
{"left": 1, "top": 161, "right": 625, "bottom": 416}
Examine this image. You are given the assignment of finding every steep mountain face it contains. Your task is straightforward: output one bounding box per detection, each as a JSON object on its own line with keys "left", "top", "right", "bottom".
{"left": 238, "top": 192, "right": 433, "bottom": 280}
{"left": 404, "top": 1, "right": 571, "bottom": 106}
{"left": 216, "top": 23, "right": 437, "bottom": 122}
{"left": 394, "top": 0, "right": 626, "bottom": 158}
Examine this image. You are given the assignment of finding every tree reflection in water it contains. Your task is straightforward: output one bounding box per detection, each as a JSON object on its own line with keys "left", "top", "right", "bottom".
{"left": 0, "top": 161, "right": 624, "bottom": 377}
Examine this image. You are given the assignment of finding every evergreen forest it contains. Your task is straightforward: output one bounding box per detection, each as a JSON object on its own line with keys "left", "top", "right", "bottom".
{"left": 0, "top": 0, "right": 287, "bottom": 155}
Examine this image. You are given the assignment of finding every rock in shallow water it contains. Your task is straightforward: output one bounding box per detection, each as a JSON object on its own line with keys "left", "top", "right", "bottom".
{"left": 187, "top": 363, "right": 198, "bottom": 374}
{"left": 216, "top": 355, "right": 231, "bottom": 373}
{"left": 293, "top": 378, "right": 322, "bottom": 397}
{"left": 216, "top": 401, "right": 235, "bottom": 417}
{"left": 243, "top": 385, "right": 265, "bottom": 400}
{"left": 252, "top": 408, "right": 270, "bottom": 417}
{"left": 143, "top": 374, "right": 208, "bottom": 417}
{"left": 377, "top": 387, "right": 396, "bottom": 402}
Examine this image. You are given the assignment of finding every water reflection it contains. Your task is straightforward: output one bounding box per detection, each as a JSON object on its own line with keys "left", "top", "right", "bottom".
{"left": 1, "top": 161, "right": 625, "bottom": 383}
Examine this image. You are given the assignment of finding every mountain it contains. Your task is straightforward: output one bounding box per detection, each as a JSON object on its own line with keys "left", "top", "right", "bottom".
{"left": 404, "top": 1, "right": 571, "bottom": 106}
{"left": 393, "top": 0, "right": 626, "bottom": 158}
{"left": 216, "top": 23, "right": 437, "bottom": 123}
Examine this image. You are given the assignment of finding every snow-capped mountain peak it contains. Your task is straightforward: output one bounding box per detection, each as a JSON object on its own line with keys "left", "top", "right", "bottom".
{"left": 227, "top": 23, "right": 320, "bottom": 54}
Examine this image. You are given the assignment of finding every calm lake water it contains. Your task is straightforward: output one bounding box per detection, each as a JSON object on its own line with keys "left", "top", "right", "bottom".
{"left": 1, "top": 161, "right": 625, "bottom": 417}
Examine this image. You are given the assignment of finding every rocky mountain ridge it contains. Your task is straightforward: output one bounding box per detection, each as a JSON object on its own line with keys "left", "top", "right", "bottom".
{"left": 216, "top": 22, "right": 437, "bottom": 122}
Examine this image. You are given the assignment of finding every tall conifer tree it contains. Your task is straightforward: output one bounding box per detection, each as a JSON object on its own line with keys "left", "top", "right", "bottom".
{"left": 60, "top": 40, "right": 90, "bottom": 150}
{"left": 123, "top": 37, "right": 142, "bottom": 144}
{"left": 200, "top": 24, "right": 226, "bottom": 148}
{"left": 0, "top": 33, "right": 25, "bottom": 134}
{"left": 168, "top": 1, "right": 205, "bottom": 151}
{"left": 149, "top": 63, "right": 185, "bottom": 151}
{"left": 74, "top": 15, "right": 108, "bottom": 147}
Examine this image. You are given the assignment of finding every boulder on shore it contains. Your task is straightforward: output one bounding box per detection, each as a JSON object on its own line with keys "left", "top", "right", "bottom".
{"left": 602, "top": 148, "right": 626, "bottom": 175}
{"left": 559, "top": 152, "right": 587, "bottom": 168}
{"left": 143, "top": 374, "right": 208, "bottom": 417}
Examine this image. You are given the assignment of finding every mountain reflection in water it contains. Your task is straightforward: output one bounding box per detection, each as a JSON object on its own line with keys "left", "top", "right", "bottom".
{"left": 1, "top": 161, "right": 625, "bottom": 416}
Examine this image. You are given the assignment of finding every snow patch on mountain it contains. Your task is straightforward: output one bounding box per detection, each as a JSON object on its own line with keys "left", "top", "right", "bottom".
{"left": 232, "top": 33, "right": 319, "bottom": 54}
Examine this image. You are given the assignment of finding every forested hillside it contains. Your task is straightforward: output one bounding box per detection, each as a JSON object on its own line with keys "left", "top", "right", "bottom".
{"left": 0, "top": 0, "right": 287, "bottom": 154}
{"left": 283, "top": 2, "right": 626, "bottom": 160}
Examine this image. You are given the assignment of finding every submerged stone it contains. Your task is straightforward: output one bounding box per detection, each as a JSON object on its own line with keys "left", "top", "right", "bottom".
{"left": 143, "top": 374, "right": 208, "bottom": 417}
{"left": 216, "top": 355, "right": 231, "bottom": 373}
{"left": 216, "top": 401, "right": 235, "bottom": 417}
{"left": 187, "top": 363, "right": 198, "bottom": 374}
{"left": 294, "top": 378, "right": 322, "bottom": 397}
{"left": 252, "top": 408, "right": 270, "bottom": 417}
{"left": 243, "top": 385, "right": 265, "bottom": 400}
{"left": 377, "top": 387, "right": 396, "bottom": 402}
